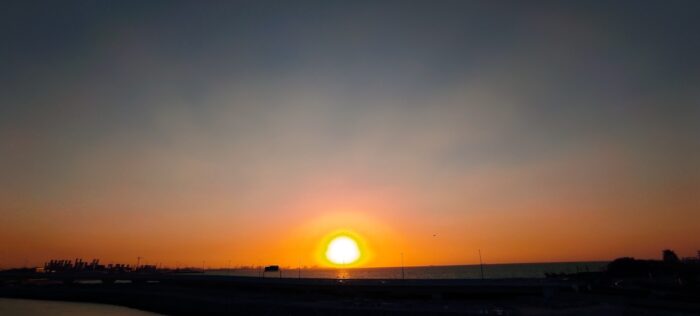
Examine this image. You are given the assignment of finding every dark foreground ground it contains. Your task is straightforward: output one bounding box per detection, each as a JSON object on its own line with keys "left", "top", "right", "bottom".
{"left": 1, "top": 272, "right": 700, "bottom": 315}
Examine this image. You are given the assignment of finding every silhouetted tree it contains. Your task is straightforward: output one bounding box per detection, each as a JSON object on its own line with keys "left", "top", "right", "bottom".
{"left": 607, "top": 257, "right": 649, "bottom": 277}
{"left": 663, "top": 249, "right": 680, "bottom": 263}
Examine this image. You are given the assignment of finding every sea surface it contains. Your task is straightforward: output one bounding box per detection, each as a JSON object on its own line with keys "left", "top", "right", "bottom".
{"left": 207, "top": 261, "right": 608, "bottom": 279}
{"left": 0, "top": 298, "right": 160, "bottom": 316}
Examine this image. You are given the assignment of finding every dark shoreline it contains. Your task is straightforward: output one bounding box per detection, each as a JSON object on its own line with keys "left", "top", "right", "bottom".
{"left": 2, "top": 273, "right": 700, "bottom": 315}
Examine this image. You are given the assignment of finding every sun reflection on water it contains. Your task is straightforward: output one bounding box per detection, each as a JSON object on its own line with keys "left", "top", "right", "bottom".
{"left": 336, "top": 269, "right": 350, "bottom": 279}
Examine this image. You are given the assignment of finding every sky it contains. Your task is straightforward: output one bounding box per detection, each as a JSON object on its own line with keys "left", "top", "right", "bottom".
{"left": 1, "top": 1, "right": 699, "bottom": 268}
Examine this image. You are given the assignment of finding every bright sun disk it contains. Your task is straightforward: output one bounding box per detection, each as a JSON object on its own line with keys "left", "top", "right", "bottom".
{"left": 325, "top": 235, "right": 360, "bottom": 265}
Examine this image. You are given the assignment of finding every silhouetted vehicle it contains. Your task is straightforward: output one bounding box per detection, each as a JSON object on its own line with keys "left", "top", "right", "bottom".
{"left": 262, "top": 265, "right": 281, "bottom": 278}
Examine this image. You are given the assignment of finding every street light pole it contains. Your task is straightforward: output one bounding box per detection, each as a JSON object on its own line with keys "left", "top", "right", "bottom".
{"left": 478, "top": 249, "right": 484, "bottom": 280}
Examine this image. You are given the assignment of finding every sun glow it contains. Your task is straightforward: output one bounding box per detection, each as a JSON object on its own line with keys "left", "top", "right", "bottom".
{"left": 325, "top": 235, "right": 361, "bottom": 265}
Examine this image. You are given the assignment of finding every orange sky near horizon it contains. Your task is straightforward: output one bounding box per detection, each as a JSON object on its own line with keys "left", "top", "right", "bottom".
{"left": 2, "top": 140, "right": 697, "bottom": 268}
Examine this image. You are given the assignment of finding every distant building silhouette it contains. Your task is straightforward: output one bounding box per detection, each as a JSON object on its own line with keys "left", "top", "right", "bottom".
{"left": 44, "top": 259, "right": 107, "bottom": 273}
{"left": 44, "top": 258, "right": 140, "bottom": 273}
{"left": 136, "top": 264, "right": 157, "bottom": 273}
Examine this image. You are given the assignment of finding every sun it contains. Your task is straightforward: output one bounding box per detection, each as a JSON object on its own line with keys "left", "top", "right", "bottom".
{"left": 325, "top": 235, "right": 361, "bottom": 265}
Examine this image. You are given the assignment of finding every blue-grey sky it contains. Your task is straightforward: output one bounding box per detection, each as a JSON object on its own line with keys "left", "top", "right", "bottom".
{"left": 1, "top": 1, "right": 698, "bottom": 267}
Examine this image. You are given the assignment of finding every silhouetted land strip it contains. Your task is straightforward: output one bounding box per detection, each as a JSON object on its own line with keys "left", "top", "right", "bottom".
{"left": 2, "top": 251, "right": 699, "bottom": 315}
{"left": 1, "top": 269, "right": 700, "bottom": 315}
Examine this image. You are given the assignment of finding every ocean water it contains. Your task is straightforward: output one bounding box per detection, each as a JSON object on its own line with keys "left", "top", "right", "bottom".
{"left": 0, "top": 298, "right": 160, "bottom": 316}
{"left": 208, "top": 261, "right": 608, "bottom": 279}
